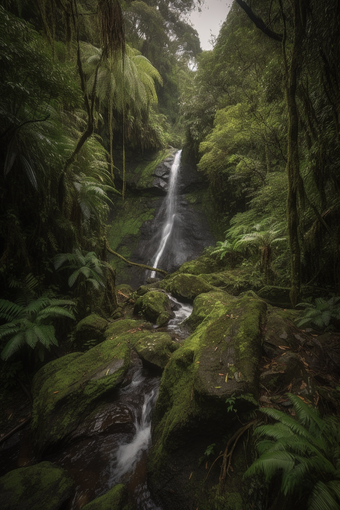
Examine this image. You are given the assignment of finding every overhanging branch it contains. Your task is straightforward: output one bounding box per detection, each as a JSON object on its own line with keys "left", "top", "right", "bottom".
{"left": 235, "top": 0, "right": 283, "bottom": 42}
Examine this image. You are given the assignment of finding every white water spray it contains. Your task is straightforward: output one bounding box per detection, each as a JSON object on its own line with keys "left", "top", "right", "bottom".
{"left": 150, "top": 150, "right": 182, "bottom": 277}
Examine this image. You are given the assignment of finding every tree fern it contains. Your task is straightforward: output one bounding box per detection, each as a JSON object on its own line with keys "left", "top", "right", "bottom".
{"left": 244, "top": 394, "right": 340, "bottom": 509}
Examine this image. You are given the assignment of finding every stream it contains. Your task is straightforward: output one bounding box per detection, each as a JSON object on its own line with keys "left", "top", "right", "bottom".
{"left": 47, "top": 299, "right": 192, "bottom": 510}
{"left": 51, "top": 149, "right": 192, "bottom": 509}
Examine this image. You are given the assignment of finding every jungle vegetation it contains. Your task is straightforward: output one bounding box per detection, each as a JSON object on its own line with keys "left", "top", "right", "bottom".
{"left": 0, "top": 1, "right": 340, "bottom": 509}
{"left": 0, "top": 0, "right": 339, "bottom": 378}
{"left": 183, "top": 0, "right": 340, "bottom": 306}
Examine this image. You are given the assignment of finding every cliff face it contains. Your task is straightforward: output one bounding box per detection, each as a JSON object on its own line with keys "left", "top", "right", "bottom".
{"left": 107, "top": 149, "right": 215, "bottom": 288}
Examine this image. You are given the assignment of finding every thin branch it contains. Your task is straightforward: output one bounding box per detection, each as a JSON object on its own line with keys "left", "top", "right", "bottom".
{"left": 104, "top": 238, "right": 168, "bottom": 276}
{"left": 0, "top": 415, "right": 31, "bottom": 446}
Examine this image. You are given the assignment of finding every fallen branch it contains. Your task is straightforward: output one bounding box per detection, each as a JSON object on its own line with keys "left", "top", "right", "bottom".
{"left": 104, "top": 238, "right": 168, "bottom": 276}
{"left": 0, "top": 415, "right": 31, "bottom": 445}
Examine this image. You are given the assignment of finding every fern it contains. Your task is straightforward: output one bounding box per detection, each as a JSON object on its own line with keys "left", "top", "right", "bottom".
{"left": 244, "top": 394, "right": 340, "bottom": 509}
{"left": 0, "top": 296, "right": 76, "bottom": 360}
{"left": 297, "top": 297, "right": 340, "bottom": 329}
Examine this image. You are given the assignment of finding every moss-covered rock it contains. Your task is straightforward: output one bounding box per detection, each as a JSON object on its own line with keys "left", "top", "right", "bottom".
{"left": 133, "top": 332, "right": 179, "bottom": 370}
{"left": 184, "top": 290, "right": 237, "bottom": 331}
{"left": 104, "top": 318, "right": 153, "bottom": 340}
{"left": 147, "top": 292, "right": 266, "bottom": 509}
{"left": 31, "top": 338, "right": 131, "bottom": 455}
{"left": 176, "top": 253, "right": 224, "bottom": 275}
{"left": 133, "top": 290, "right": 174, "bottom": 326}
{"left": 75, "top": 313, "right": 108, "bottom": 347}
{"left": 148, "top": 290, "right": 266, "bottom": 475}
{"left": 159, "top": 273, "right": 215, "bottom": 301}
{"left": 198, "top": 270, "right": 253, "bottom": 295}
{"left": 0, "top": 461, "right": 74, "bottom": 510}
{"left": 82, "top": 484, "right": 128, "bottom": 510}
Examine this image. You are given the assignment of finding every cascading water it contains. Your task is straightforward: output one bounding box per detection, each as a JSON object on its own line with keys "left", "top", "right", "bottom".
{"left": 150, "top": 150, "right": 182, "bottom": 278}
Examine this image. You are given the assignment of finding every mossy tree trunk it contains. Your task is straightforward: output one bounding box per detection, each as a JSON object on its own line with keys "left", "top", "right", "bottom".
{"left": 283, "top": 0, "right": 308, "bottom": 306}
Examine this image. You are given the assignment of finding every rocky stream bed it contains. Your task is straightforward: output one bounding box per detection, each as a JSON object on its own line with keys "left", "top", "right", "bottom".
{"left": 1, "top": 253, "right": 340, "bottom": 510}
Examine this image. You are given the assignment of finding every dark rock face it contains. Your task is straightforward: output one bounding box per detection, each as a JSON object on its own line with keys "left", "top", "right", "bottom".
{"left": 111, "top": 150, "right": 215, "bottom": 288}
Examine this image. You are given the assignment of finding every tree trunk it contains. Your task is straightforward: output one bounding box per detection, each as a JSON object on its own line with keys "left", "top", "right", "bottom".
{"left": 285, "top": 0, "right": 307, "bottom": 306}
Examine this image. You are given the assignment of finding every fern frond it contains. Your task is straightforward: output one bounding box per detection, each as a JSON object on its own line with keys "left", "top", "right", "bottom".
{"left": 1, "top": 332, "right": 26, "bottom": 360}
{"left": 244, "top": 450, "right": 295, "bottom": 481}
{"left": 0, "top": 300, "right": 23, "bottom": 321}
{"left": 308, "top": 481, "right": 340, "bottom": 510}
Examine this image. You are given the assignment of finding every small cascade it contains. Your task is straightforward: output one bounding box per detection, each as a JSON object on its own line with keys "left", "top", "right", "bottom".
{"left": 110, "top": 374, "right": 158, "bottom": 485}
{"left": 150, "top": 150, "right": 182, "bottom": 278}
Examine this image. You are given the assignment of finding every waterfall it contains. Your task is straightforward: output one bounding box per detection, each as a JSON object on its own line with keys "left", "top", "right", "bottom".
{"left": 150, "top": 150, "right": 182, "bottom": 278}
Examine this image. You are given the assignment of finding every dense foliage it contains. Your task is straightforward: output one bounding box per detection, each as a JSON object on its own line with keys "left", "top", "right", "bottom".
{"left": 182, "top": 0, "right": 340, "bottom": 303}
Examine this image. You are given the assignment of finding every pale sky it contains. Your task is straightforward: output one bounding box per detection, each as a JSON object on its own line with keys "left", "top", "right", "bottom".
{"left": 189, "top": 0, "right": 233, "bottom": 51}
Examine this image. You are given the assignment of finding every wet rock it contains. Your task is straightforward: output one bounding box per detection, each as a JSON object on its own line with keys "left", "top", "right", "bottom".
{"left": 0, "top": 461, "right": 74, "bottom": 510}
{"left": 70, "top": 403, "right": 135, "bottom": 440}
{"left": 31, "top": 338, "right": 131, "bottom": 455}
{"left": 133, "top": 290, "right": 174, "bottom": 326}
{"left": 82, "top": 484, "right": 128, "bottom": 510}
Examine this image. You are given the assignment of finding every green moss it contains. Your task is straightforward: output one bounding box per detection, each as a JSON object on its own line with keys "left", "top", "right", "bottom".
{"left": 107, "top": 195, "right": 158, "bottom": 269}
{"left": 104, "top": 319, "right": 152, "bottom": 339}
{"left": 134, "top": 290, "right": 172, "bottom": 325}
{"left": 159, "top": 273, "right": 216, "bottom": 300}
{"left": 149, "top": 290, "right": 266, "bottom": 478}
{"left": 31, "top": 337, "right": 131, "bottom": 454}
{"left": 0, "top": 461, "right": 74, "bottom": 510}
{"left": 134, "top": 148, "right": 172, "bottom": 188}
{"left": 133, "top": 331, "right": 179, "bottom": 370}
{"left": 82, "top": 484, "right": 128, "bottom": 510}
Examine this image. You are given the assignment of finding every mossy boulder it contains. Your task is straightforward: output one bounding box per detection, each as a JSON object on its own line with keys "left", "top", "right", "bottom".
{"left": 104, "top": 318, "right": 153, "bottom": 340}
{"left": 152, "top": 291, "right": 266, "bottom": 451}
{"left": 147, "top": 290, "right": 267, "bottom": 509}
{"left": 82, "top": 484, "right": 128, "bottom": 510}
{"left": 184, "top": 290, "right": 238, "bottom": 330}
{"left": 159, "top": 273, "right": 215, "bottom": 301}
{"left": 133, "top": 290, "right": 174, "bottom": 326}
{"left": 31, "top": 338, "right": 130, "bottom": 455}
{"left": 198, "top": 270, "right": 252, "bottom": 295}
{"left": 0, "top": 461, "right": 74, "bottom": 510}
{"left": 75, "top": 313, "right": 108, "bottom": 347}
{"left": 176, "top": 253, "right": 224, "bottom": 275}
{"left": 133, "top": 332, "right": 180, "bottom": 370}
